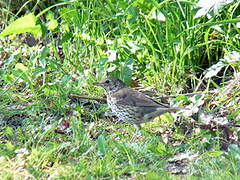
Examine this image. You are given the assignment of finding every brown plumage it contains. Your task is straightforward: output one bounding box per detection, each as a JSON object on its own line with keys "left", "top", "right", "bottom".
{"left": 93, "top": 77, "right": 179, "bottom": 130}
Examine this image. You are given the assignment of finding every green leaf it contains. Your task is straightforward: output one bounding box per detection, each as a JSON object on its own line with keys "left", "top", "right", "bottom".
{"left": 5, "top": 127, "right": 14, "bottom": 136}
{"left": 160, "top": 113, "right": 174, "bottom": 124}
{"left": 46, "top": 11, "right": 58, "bottom": 31}
{"left": 174, "top": 95, "right": 189, "bottom": 102}
{"left": 145, "top": 172, "right": 162, "bottom": 180}
{"left": 203, "top": 151, "right": 224, "bottom": 157}
{"left": 47, "top": 20, "right": 58, "bottom": 31}
{"left": 148, "top": 143, "right": 169, "bottom": 156}
{"left": 120, "top": 57, "right": 133, "bottom": 85}
{"left": 15, "top": 63, "right": 28, "bottom": 72}
{"left": 44, "top": 87, "right": 58, "bottom": 96}
{"left": 156, "top": 143, "right": 167, "bottom": 154}
{"left": 32, "top": 67, "right": 46, "bottom": 80}
{"left": 0, "top": 13, "right": 42, "bottom": 38}
{"left": 61, "top": 75, "right": 71, "bottom": 87}
{"left": 59, "top": 7, "right": 80, "bottom": 25}
{"left": 227, "top": 109, "right": 240, "bottom": 121}
{"left": 12, "top": 70, "right": 32, "bottom": 85}
{"left": 97, "top": 135, "right": 107, "bottom": 156}
{"left": 228, "top": 144, "right": 240, "bottom": 158}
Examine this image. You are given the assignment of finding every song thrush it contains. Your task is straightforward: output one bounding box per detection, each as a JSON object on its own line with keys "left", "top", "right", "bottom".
{"left": 93, "top": 77, "right": 179, "bottom": 130}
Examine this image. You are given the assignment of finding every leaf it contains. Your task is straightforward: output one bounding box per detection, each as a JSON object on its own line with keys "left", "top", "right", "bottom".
{"left": 223, "top": 51, "right": 240, "bottom": 63}
{"left": 194, "top": 0, "right": 234, "bottom": 19}
{"left": 46, "top": 11, "right": 58, "bottom": 31}
{"left": 149, "top": 10, "right": 166, "bottom": 22}
{"left": 227, "top": 109, "right": 240, "bottom": 120}
{"left": 0, "top": 13, "right": 42, "bottom": 38}
{"left": 160, "top": 113, "right": 174, "bottom": 124}
{"left": 15, "top": 63, "right": 28, "bottom": 72}
{"left": 156, "top": 143, "right": 167, "bottom": 154}
{"left": 47, "top": 19, "right": 58, "bottom": 31}
{"left": 120, "top": 57, "right": 133, "bottom": 85}
{"left": 203, "top": 150, "right": 224, "bottom": 157}
{"left": 32, "top": 67, "right": 46, "bottom": 80}
{"left": 127, "top": 6, "right": 139, "bottom": 24}
{"left": 194, "top": 8, "right": 209, "bottom": 19}
{"left": 148, "top": 143, "right": 171, "bottom": 156}
{"left": 106, "top": 50, "right": 117, "bottom": 62}
{"left": 12, "top": 69, "right": 32, "bottom": 85}
{"left": 204, "top": 61, "right": 227, "bottom": 78}
{"left": 44, "top": 88, "right": 58, "bottom": 96}
{"left": 227, "top": 144, "right": 240, "bottom": 160}
{"left": 5, "top": 127, "right": 14, "bottom": 136}
{"left": 59, "top": 7, "right": 80, "bottom": 25}
{"left": 145, "top": 172, "right": 162, "bottom": 180}
{"left": 127, "top": 41, "right": 141, "bottom": 53}
{"left": 97, "top": 135, "right": 107, "bottom": 156}
{"left": 228, "top": 144, "right": 240, "bottom": 156}
{"left": 174, "top": 95, "right": 189, "bottom": 102}
{"left": 61, "top": 75, "right": 71, "bottom": 87}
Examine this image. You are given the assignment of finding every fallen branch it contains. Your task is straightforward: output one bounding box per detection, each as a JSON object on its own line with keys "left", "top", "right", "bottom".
{"left": 68, "top": 94, "right": 107, "bottom": 103}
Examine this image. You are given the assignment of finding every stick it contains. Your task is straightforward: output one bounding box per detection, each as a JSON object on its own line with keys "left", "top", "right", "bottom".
{"left": 68, "top": 94, "right": 107, "bottom": 103}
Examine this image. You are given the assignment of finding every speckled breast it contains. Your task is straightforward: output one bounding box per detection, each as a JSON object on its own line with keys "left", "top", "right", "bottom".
{"left": 107, "top": 96, "right": 137, "bottom": 124}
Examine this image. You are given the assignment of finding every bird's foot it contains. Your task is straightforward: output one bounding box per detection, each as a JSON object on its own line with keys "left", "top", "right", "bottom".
{"left": 131, "top": 124, "right": 142, "bottom": 141}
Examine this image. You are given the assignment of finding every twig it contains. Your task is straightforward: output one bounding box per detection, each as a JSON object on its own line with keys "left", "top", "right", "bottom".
{"left": 157, "top": 90, "right": 217, "bottom": 99}
{"left": 68, "top": 94, "right": 107, "bottom": 103}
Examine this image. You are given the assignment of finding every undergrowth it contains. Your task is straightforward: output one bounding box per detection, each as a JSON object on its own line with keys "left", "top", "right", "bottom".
{"left": 0, "top": 0, "right": 240, "bottom": 179}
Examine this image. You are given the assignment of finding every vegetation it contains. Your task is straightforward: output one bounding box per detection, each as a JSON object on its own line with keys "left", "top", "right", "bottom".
{"left": 0, "top": 0, "right": 239, "bottom": 179}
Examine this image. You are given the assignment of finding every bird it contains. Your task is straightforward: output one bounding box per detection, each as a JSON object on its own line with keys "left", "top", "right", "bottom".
{"left": 93, "top": 77, "right": 180, "bottom": 132}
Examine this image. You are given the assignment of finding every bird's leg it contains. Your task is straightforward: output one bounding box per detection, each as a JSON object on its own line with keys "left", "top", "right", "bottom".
{"left": 134, "top": 123, "right": 141, "bottom": 133}
{"left": 131, "top": 124, "right": 141, "bottom": 141}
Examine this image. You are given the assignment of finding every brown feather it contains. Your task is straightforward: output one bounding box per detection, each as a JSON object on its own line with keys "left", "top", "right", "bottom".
{"left": 112, "top": 87, "right": 170, "bottom": 108}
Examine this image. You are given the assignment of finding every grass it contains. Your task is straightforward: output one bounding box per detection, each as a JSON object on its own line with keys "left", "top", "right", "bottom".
{"left": 0, "top": 0, "right": 240, "bottom": 179}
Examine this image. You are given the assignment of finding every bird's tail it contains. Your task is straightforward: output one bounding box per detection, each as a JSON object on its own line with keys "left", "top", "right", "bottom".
{"left": 144, "top": 107, "right": 180, "bottom": 120}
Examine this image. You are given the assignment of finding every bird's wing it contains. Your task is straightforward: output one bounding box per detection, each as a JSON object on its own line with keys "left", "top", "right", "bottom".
{"left": 113, "top": 87, "right": 170, "bottom": 108}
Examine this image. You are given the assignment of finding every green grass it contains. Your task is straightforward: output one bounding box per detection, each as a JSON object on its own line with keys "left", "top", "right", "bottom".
{"left": 0, "top": 0, "right": 240, "bottom": 179}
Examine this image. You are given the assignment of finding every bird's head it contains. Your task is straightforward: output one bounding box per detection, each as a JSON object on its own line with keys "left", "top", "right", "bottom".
{"left": 93, "top": 77, "right": 126, "bottom": 93}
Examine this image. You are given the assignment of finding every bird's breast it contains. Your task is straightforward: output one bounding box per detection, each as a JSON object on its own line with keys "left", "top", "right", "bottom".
{"left": 107, "top": 95, "right": 135, "bottom": 123}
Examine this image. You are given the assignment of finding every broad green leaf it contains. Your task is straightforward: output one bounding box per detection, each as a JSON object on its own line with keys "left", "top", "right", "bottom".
{"left": 0, "top": 13, "right": 42, "bottom": 38}
{"left": 97, "top": 135, "right": 107, "bottom": 156}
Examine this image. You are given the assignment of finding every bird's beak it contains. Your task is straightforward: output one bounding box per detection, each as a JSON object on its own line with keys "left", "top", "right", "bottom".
{"left": 93, "top": 81, "right": 104, "bottom": 86}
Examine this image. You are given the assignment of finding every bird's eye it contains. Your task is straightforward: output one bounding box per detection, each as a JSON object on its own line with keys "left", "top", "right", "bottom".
{"left": 105, "top": 80, "right": 110, "bottom": 84}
